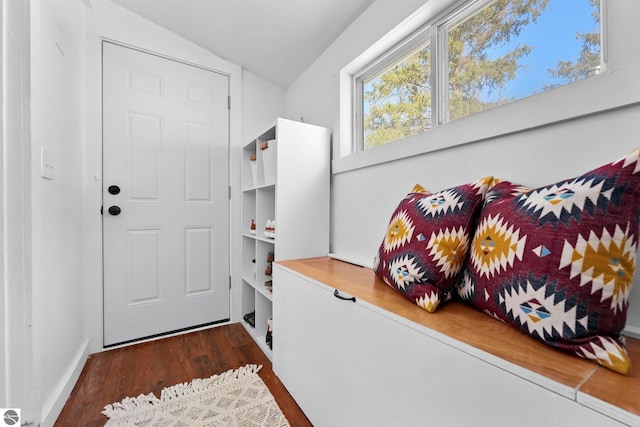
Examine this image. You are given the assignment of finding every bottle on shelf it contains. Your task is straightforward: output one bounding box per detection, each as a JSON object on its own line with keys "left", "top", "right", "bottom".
{"left": 250, "top": 219, "right": 256, "bottom": 235}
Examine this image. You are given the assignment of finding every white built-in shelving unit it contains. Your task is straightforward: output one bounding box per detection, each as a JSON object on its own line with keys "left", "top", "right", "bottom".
{"left": 240, "top": 118, "right": 330, "bottom": 358}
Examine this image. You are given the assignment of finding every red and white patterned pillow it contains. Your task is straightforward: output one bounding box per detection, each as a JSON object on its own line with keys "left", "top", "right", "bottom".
{"left": 457, "top": 148, "right": 640, "bottom": 375}
{"left": 374, "top": 177, "right": 493, "bottom": 312}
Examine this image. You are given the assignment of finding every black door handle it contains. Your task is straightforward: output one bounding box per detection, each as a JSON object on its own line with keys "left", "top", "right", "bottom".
{"left": 108, "top": 185, "right": 121, "bottom": 195}
{"left": 108, "top": 206, "right": 121, "bottom": 216}
{"left": 333, "top": 289, "right": 356, "bottom": 302}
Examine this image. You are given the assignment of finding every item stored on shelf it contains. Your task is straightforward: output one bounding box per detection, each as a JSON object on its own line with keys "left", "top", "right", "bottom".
{"left": 266, "top": 316, "right": 273, "bottom": 349}
{"left": 243, "top": 311, "right": 256, "bottom": 328}
{"left": 265, "top": 251, "right": 274, "bottom": 276}
{"left": 264, "top": 220, "right": 276, "bottom": 239}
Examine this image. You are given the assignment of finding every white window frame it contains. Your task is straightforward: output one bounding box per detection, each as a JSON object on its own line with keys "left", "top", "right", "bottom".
{"left": 354, "top": 25, "right": 434, "bottom": 153}
{"left": 336, "top": 0, "right": 638, "bottom": 174}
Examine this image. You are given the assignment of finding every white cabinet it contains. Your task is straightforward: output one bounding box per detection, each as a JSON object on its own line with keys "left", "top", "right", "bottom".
{"left": 273, "top": 263, "right": 622, "bottom": 427}
{"left": 240, "top": 118, "right": 330, "bottom": 358}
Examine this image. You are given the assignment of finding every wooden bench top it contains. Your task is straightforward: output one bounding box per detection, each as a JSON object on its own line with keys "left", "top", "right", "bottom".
{"left": 277, "top": 256, "right": 640, "bottom": 420}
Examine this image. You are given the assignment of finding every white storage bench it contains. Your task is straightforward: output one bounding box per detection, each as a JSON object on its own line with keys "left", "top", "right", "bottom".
{"left": 273, "top": 257, "right": 640, "bottom": 427}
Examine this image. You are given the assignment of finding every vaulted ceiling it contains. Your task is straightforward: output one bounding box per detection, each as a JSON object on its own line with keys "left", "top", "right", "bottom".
{"left": 110, "top": 0, "right": 376, "bottom": 88}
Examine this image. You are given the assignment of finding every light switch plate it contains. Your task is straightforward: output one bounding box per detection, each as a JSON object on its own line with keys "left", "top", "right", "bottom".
{"left": 41, "top": 147, "right": 54, "bottom": 180}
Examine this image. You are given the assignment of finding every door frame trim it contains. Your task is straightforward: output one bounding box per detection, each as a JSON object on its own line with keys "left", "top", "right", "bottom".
{"left": 2, "top": 0, "right": 37, "bottom": 421}
{"left": 102, "top": 38, "right": 232, "bottom": 79}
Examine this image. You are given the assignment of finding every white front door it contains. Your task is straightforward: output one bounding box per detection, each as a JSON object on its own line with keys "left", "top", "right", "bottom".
{"left": 102, "top": 42, "right": 230, "bottom": 346}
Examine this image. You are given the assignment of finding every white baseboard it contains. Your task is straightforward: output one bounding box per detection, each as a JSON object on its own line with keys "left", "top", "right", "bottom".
{"left": 40, "top": 339, "right": 90, "bottom": 427}
{"left": 623, "top": 324, "right": 640, "bottom": 340}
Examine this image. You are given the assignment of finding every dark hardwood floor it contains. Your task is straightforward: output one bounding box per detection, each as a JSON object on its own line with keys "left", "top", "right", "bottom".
{"left": 54, "top": 323, "right": 312, "bottom": 426}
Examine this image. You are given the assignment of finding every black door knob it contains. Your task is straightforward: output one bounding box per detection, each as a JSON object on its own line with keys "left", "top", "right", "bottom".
{"left": 108, "top": 206, "right": 121, "bottom": 216}
{"left": 108, "top": 185, "right": 121, "bottom": 195}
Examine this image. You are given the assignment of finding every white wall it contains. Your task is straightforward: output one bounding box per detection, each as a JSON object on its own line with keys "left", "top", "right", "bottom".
{"left": 242, "top": 70, "right": 285, "bottom": 142}
{"left": 284, "top": 0, "right": 640, "bottom": 333}
{"left": 30, "top": 0, "right": 88, "bottom": 424}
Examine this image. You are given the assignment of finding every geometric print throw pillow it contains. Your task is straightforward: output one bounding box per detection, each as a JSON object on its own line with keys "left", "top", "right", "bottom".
{"left": 457, "top": 147, "right": 640, "bottom": 375}
{"left": 374, "top": 177, "right": 493, "bottom": 313}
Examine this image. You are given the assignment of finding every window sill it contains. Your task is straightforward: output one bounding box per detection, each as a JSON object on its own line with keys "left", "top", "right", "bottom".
{"left": 334, "top": 63, "right": 640, "bottom": 174}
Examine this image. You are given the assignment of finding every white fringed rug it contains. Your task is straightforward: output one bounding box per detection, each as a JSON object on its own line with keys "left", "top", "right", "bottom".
{"left": 102, "top": 364, "right": 290, "bottom": 426}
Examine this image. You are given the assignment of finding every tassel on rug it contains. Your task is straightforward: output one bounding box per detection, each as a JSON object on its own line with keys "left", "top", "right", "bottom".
{"left": 102, "top": 364, "right": 290, "bottom": 426}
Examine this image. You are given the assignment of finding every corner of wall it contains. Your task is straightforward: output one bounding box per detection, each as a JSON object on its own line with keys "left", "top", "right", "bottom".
{"left": 39, "top": 339, "right": 90, "bottom": 427}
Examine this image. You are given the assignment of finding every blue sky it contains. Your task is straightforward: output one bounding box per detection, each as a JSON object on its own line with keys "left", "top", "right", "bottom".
{"left": 484, "top": 0, "right": 600, "bottom": 100}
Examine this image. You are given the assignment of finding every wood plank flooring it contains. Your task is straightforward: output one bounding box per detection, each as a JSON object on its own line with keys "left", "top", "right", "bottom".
{"left": 54, "top": 323, "right": 312, "bottom": 426}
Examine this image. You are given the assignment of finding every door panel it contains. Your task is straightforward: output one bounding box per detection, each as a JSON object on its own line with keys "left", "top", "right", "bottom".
{"left": 184, "top": 121, "right": 214, "bottom": 202}
{"left": 103, "top": 42, "right": 230, "bottom": 346}
{"left": 184, "top": 226, "right": 215, "bottom": 295}
{"left": 128, "top": 112, "right": 161, "bottom": 200}
{"left": 127, "top": 228, "right": 161, "bottom": 304}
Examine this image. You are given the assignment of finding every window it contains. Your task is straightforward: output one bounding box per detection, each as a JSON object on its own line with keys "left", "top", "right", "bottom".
{"left": 360, "top": 41, "right": 432, "bottom": 150}
{"left": 356, "top": 0, "right": 603, "bottom": 151}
